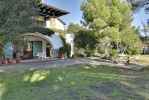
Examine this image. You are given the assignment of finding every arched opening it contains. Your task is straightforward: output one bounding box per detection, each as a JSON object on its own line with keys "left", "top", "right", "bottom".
{"left": 20, "top": 32, "right": 63, "bottom": 59}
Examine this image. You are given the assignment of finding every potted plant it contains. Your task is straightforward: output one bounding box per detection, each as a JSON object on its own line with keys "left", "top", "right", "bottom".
{"left": 15, "top": 52, "right": 21, "bottom": 63}
{"left": 12, "top": 59, "right": 17, "bottom": 64}
{"left": 8, "top": 58, "right": 13, "bottom": 64}
{"left": 2, "top": 59, "right": 8, "bottom": 64}
{"left": 59, "top": 47, "right": 65, "bottom": 59}
{"left": 16, "top": 58, "right": 21, "bottom": 63}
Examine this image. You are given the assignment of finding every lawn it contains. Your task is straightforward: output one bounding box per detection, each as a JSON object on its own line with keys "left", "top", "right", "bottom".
{"left": 134, "top": 55, "right": 149, "bottom": 65}
{"left": 0, "top": 64, "right": 149, "bottom": 100}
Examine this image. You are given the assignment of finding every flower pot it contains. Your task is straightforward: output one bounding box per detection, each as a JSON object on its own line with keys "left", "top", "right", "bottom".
{"left": 8, "top": 59, "right": 13, "bottom": 64}
{"left": 60, "top": 53, "right": 64, "bottom": 59}
{"left": 12, "top": 59, "right": 16, "bottom": 64}
{"left": 2, "top": 59, "right": 8, "bottom": 64}
{"left": 16, "top": 58, "right": 21, "bottom": 63}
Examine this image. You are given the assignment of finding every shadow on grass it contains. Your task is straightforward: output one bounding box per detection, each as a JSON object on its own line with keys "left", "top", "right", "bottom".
{"left": 0, "top": 65, "right": 148, "bottom": 100}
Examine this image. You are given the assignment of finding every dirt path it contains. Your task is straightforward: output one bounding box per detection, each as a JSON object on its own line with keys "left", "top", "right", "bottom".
{"left": 0, "top": 58, "right": 146, "bottom": 72}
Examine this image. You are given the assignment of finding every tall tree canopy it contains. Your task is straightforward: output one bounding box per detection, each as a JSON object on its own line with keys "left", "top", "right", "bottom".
{"left": 0, "top": 0, "right": 41, "bottom": 40}
{"left": 80, "top": 0, "right": 141, "bottom": 57}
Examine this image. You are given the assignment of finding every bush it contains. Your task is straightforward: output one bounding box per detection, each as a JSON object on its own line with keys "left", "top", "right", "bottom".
{"left": 59, "top": 47, "right": 65, "bottom": 54}
{"left": 0, "top": 45, "right": 3, "bottom": 58}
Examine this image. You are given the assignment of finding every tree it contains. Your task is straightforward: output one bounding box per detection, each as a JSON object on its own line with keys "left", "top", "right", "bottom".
{"left": 67, "top": 23, "right": 83, "bottom": 33}
{"left": 128, "top": 0, "right": 147, "bottom": 9}
{"left": 0, "top": 33, "right": 5, "bottom": 57}
{"left": 0, "top": 0, "right": 41, "bottom": 41}
{"left": 81, "top": 0, "right": 142, "bottom": 58}
{"left": 67, "top": 23, "right": 97, "bottom": 57}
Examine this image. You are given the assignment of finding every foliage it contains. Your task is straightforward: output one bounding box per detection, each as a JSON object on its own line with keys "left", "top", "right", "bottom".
{"left": 128, "top": 0, "right": 147, "bottom": 11}
{"left": 67, "top": 23, "right": 97, "bottom": 57}
{"left": 59, "top": 36, "right": 71, "bottom": 58}
{"left": 0, "top": 0, "right": 41, "bottom": 41}
{"left": 80, "top": 0, "right": 142, "bottom": 58}
{"left": 59, "top": 47, "right": 66, "bottom": 54}
{"left": 67, "top": 23, "right": 83, "bottom": 33}
{"left": 0, "top": 0, "right": 43, "bottom": 57}
{"left": 0, "top": 33, "right": 5, "bottom": 57}
{"left": 65, "top": 44, "right": 71, "bottom": 58}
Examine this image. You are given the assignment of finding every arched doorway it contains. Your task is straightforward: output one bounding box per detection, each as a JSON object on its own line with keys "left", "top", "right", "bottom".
{"left": 21, "top": 32, "right": 63, "bottom": 59}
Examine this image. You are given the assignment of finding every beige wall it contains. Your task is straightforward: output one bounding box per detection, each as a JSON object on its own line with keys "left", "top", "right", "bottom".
{"left": 46, "top": 18, "right": 65, "bottom": 30}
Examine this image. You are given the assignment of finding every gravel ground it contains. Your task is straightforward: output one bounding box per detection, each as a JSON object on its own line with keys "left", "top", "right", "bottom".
{"left": 0, "top": 58, "right": 146, "bottom": 72}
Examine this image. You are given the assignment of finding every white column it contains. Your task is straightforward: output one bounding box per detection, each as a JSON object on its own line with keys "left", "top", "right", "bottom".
{"left": 42, "top": 41, "right": 47, "bottom": 58}
{"left": 70, "top": 42, "right": 74, "bottom": 57}
{"left": 65, "top": 33, "right": 75, "bottom": 58}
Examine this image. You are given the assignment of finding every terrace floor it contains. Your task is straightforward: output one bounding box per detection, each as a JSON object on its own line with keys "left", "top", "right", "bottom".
{"left": 0, "top": 58, "right": 146, "bottom": 72}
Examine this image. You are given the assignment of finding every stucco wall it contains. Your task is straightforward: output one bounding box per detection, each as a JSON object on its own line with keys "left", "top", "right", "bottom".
{"left": 46, "top": 18, "right": 65, "bottom": 30}
{"left": 22, "top": 32, "right": 63, "bottom": 58}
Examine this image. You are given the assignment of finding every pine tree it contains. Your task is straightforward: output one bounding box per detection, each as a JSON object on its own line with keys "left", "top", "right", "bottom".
{"left": 81, "top": 0, "right": 141, "bottom": 57}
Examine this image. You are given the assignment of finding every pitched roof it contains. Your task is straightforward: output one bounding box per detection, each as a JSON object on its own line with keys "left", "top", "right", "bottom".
{"left": 37, "top": 4, "right": 69, "bottom": 19}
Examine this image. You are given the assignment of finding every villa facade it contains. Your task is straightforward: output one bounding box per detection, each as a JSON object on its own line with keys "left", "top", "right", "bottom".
{"left": 16, "top": 3, "right": 69, "bottom": 59}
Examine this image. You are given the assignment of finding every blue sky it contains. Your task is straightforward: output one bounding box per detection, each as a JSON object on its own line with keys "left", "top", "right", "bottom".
{"left": 133, "top": 7, "right": 149, "bottom": 36}
{"left": 47, "top": 0, "right": 148, "bottom": 36}
{"left": 47, "top": 0, "right": 83, "bottom": 25}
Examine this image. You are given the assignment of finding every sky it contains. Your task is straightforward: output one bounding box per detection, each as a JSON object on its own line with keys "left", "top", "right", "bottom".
{"left": 47, "top": 0, "right": 83, "bottom": 25}
{"left": 47, "top": 0, "right": 148, "bottom": 36}
{"left": 133, "top": 7, "right": 149, "bottom": 36}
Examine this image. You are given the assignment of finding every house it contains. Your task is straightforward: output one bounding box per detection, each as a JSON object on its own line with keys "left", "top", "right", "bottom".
{"left": 14, "top": 3, "right": 69, "bottom": 59}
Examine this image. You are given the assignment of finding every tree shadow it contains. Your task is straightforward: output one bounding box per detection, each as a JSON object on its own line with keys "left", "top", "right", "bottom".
{"left": 0, "top": 69, "right": 50, "bottom": 100}
{"left": 0, "top": 65, "right": 149, "bottom": 100}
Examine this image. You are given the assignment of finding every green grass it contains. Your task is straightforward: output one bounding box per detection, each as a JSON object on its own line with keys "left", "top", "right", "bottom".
{"left": 0, "top": 64, "right": 149, "bottom": 100}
